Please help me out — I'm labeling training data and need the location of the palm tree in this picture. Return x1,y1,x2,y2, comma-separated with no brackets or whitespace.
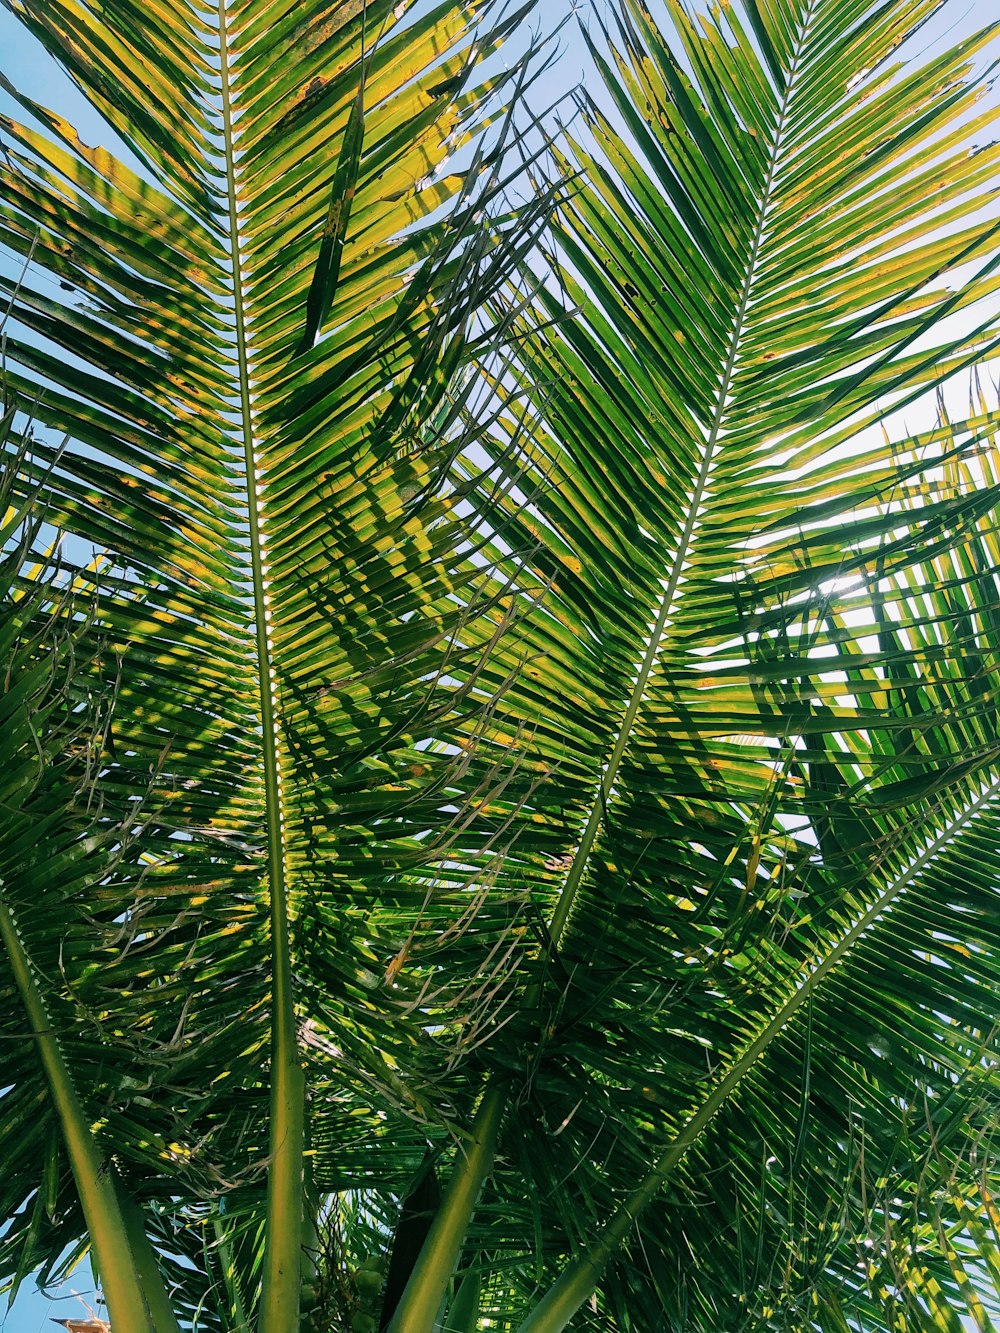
1,0,1000,1330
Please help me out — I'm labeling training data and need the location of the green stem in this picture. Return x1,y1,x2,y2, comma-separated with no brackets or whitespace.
212,1214,251,1333
439,1267,481,1333
0,892,168,1333
514,777,1000,1333
114,1185,184,1333
385,1087,506,1333
215,1,305,1327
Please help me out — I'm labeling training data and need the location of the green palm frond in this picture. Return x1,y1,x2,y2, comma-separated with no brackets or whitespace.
0,0,559,1324
4,0,1000,1330
407,2,1000,1329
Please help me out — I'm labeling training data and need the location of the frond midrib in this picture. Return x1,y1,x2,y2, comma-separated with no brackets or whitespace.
650,771,1000,1187
214,0,291,1006
547,0,823,948
515,770,1000,1333
214,1,301,1323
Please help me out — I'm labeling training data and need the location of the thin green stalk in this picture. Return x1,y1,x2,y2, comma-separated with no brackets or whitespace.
385,1087,506,1333
114,1185,184,1333
514,777,1000,1333
439,1267,482,1333
215,2,305,1327
212,1214,251,1333
0,892,169,1333
392,730,593,1331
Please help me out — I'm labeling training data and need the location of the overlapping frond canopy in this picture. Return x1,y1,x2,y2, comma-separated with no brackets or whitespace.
3,0,1000,1329
0,0,556,1321
419,1,1000,1327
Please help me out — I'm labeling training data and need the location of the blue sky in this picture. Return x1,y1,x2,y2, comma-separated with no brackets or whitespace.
0,0,996,1329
